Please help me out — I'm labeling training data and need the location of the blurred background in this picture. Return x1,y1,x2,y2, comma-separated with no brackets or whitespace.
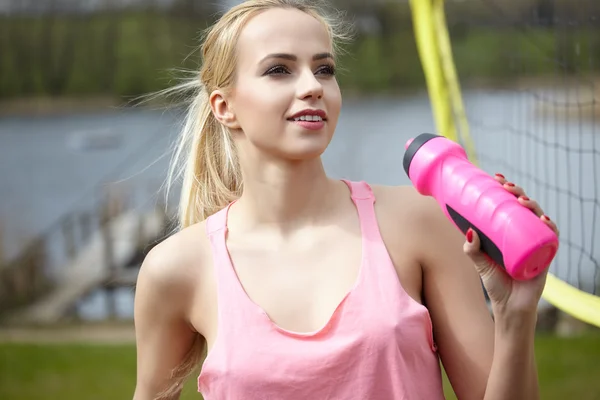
1,0,599,399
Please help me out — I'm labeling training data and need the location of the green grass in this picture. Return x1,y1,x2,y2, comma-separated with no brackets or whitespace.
0,333,599,399
0,342,199,400
442,333,600,400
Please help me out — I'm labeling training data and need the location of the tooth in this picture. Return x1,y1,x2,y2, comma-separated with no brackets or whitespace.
293,115,323,122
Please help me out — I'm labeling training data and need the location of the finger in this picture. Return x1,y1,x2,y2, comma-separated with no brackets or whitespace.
503,181,526,197
541,214,560,237
463,228,496,278
518,196,544,217
494,173,507,185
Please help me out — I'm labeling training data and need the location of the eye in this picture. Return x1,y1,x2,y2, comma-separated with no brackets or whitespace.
264,65,290,76
316,64,336,76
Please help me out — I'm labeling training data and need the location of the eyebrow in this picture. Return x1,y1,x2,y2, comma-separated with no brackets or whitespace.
259,52,334,63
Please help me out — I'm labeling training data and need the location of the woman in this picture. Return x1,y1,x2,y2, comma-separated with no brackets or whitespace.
133,1,559,399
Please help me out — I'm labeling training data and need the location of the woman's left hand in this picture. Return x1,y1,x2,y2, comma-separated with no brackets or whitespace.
462,173,560,317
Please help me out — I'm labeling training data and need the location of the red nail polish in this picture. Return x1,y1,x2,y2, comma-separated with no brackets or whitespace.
543,215,550,221
495,173,505,179
506,182,515,187
520,196,530,201
466,228,473,243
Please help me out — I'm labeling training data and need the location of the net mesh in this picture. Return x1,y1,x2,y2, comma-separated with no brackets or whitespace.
444,0,600,294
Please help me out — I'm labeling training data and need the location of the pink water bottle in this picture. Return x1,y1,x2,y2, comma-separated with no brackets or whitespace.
403,133,559,280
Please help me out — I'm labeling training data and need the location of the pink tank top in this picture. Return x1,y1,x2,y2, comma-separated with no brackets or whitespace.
198,180,445,399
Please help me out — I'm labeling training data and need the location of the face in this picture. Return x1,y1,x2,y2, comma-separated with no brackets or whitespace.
212,7,342,162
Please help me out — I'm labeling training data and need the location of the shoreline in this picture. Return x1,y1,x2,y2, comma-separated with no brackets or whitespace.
1,76,598,118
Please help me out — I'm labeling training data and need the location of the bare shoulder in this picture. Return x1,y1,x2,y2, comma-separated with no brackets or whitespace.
136,220,214,326
369,182,464,277
139,221,211,291
370,183,443,235
371,182,475,268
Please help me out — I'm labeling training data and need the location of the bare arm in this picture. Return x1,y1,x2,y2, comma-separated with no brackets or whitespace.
133,243,203,400
483,312,539,400
415,196,539,400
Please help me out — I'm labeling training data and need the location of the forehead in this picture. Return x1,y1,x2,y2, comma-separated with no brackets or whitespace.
236,8,332,63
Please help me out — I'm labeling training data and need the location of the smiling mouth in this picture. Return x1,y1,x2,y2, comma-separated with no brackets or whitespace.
288,115,326,122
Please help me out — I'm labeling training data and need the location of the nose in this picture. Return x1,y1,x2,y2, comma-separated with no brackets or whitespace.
297,69,324,100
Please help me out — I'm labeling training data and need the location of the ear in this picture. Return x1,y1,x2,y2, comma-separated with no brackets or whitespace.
209,89,241,130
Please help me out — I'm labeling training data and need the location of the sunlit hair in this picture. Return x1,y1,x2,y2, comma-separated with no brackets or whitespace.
146,0,353,397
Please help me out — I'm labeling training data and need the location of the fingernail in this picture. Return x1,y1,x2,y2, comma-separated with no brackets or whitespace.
466,228,473,243
506,182,515,187
543,215,551,221
495,173,505,179
520,196,530,201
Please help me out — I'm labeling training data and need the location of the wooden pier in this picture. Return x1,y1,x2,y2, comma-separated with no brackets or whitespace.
0,184,172,326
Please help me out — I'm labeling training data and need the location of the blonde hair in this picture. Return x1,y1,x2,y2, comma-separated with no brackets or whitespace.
153,0,352,397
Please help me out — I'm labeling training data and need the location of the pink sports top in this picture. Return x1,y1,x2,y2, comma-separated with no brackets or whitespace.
198,180,445,399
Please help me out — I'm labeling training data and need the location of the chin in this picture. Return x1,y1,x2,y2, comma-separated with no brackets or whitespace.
282,136,331,161
287,149,326,161
250,128,334,162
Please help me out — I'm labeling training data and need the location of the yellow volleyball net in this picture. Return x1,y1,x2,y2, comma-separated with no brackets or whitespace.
409,0,600,327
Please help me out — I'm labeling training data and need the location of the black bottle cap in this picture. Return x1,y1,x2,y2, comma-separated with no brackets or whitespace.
403,133,443,177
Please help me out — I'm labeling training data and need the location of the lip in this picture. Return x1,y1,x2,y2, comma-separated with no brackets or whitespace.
287,109,328,121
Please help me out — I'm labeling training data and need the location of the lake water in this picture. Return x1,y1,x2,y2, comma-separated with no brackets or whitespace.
0,88,598,319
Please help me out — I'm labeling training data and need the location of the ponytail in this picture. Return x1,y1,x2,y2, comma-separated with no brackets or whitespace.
164,78,242,229
151,78,242,399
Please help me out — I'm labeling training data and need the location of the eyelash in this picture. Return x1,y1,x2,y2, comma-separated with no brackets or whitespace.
264,64,336,76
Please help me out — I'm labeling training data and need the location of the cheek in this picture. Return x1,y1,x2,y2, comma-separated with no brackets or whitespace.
331,90,342,112
235,86,288,126
232,88,290,148
326,84,342,121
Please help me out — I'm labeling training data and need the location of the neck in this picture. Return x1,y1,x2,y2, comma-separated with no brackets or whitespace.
234,157,342,232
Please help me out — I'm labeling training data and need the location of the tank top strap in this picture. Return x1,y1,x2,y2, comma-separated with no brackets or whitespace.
342,179,374,201
205,202,255,318
341,180,381,243
206,204,230,236
205,203,233,288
